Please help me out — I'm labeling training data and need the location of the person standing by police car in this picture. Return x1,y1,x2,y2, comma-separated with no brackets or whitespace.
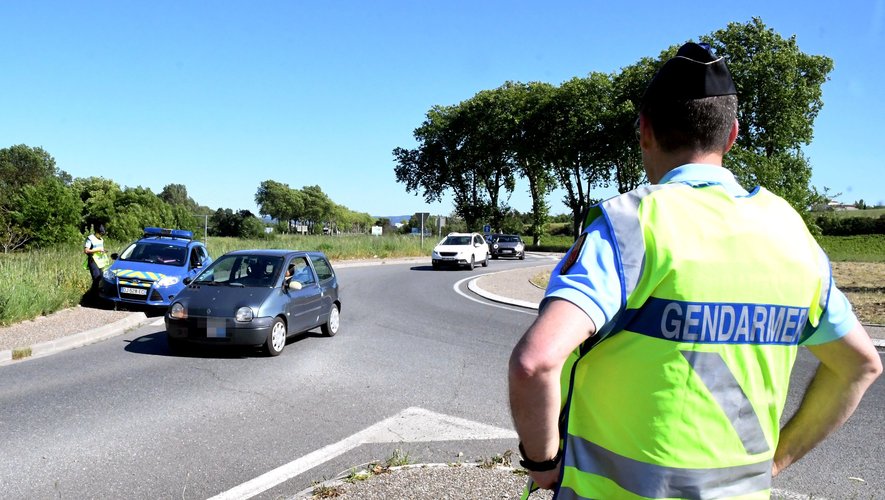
509,42,881,499
84,224,110,301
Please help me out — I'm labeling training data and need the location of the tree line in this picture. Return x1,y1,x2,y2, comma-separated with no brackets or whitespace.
0,145,375,252
393,18,834,244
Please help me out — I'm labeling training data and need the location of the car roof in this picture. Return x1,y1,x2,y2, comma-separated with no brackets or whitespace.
136,236,197,248
222,249,328,259
446,232,480,236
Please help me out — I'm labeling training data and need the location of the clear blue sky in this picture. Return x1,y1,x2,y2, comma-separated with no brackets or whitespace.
2,1,883,219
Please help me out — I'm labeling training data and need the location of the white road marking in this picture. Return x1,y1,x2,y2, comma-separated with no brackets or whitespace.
208,407,516,500
150,318,164,326
453,275,538,316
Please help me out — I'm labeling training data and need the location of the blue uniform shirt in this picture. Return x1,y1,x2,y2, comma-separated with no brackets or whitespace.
544,164,857,345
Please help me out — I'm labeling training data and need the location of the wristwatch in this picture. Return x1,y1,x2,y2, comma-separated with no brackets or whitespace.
518,441,562,472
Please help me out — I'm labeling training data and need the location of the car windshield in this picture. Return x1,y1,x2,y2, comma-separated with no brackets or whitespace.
499,236,521,243
193,254,284,287
118,242,187,266
442,236,472,246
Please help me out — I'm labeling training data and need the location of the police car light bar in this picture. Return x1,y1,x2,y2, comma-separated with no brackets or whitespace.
143,227,194,240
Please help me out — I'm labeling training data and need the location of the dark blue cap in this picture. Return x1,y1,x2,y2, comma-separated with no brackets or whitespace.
642,42,737,106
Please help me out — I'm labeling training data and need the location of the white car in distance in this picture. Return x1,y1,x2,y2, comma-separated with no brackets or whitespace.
431,232,490,270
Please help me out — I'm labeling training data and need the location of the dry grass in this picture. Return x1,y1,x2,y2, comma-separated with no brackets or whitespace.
832,262,885,325
531,262,884,324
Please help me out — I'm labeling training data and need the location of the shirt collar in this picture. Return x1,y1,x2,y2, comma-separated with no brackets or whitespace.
658,163,748,195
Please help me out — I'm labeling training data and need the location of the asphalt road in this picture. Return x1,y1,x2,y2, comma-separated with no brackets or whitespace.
0,255,882,500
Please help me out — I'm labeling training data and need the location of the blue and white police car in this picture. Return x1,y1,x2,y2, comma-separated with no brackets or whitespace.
99,227,212,308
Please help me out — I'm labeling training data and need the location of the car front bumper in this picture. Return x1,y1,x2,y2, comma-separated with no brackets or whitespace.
432,257,472,267
165,316,275,346
491,248,524,258
100,279,183,308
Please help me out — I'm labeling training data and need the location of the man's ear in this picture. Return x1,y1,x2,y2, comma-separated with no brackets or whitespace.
724,119,739,153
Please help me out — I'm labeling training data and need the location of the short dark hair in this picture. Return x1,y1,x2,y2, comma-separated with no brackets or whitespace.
640,95,738,154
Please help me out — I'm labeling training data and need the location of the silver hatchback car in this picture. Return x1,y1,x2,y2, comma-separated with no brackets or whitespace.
164,249,340,356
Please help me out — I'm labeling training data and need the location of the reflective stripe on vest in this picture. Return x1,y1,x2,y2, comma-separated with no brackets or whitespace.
558,183,829,499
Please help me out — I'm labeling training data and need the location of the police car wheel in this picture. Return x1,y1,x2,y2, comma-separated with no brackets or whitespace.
265,318,287,356
321,303,340,337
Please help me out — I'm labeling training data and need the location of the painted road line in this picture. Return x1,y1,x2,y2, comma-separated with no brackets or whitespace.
208,407,517,500
454,275,538,316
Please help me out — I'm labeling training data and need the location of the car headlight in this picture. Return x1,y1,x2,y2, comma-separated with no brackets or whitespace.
493,243,499,249
235,307,254,322
102,269,117,282
169,302,187,319
156,276,180,287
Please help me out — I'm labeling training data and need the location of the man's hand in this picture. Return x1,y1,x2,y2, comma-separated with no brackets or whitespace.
528,464,562,490
773,322,882,474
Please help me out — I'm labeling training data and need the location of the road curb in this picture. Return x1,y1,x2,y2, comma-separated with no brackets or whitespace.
0,312,151,366
468,270,541,310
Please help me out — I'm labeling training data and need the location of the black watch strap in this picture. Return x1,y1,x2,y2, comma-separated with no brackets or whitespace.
518,441,561,472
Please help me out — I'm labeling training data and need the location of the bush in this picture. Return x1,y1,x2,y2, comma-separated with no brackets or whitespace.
816,214,885,236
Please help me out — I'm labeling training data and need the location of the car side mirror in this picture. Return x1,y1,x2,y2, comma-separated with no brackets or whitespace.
288,281,302,291
111,253,119,260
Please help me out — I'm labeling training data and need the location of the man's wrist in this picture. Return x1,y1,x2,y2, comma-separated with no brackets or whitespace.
518,441,561,472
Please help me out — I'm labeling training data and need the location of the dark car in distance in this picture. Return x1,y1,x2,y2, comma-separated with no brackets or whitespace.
164,249,340,356
490,234,526,260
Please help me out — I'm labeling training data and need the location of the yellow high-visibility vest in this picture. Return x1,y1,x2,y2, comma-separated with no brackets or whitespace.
554,183,829,500
84,234,111,270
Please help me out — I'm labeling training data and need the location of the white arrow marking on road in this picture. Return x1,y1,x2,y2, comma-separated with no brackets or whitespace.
208,407,517,500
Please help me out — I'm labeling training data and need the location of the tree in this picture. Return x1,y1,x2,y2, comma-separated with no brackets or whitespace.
72,176,122,233
0,145,69,208
394,104,492,230
255,180,304,232
704,18,833,213
209,208,265,237
0,207,30,253
16,177,83,247
112,186,178,241
300,185,334,232
543,74,619,238
159,183,199,210
459,88,518,230
506,81,559,246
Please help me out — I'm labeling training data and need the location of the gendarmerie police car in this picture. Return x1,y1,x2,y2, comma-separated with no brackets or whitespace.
99,227,212,308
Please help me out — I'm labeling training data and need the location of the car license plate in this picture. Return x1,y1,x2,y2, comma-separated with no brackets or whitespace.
441,257,454,260
502,249,513,253
207,319,227,338
121,287,147,295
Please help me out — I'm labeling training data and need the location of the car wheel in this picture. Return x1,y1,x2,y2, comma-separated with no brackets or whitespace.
432,262,439,270
482,252,489,267
321,303,340,337
264,317,287,356
467,255,475,270
519,252,525,260
492,254,498,260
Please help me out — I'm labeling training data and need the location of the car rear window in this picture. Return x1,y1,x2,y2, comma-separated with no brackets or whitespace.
311,256,334,281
